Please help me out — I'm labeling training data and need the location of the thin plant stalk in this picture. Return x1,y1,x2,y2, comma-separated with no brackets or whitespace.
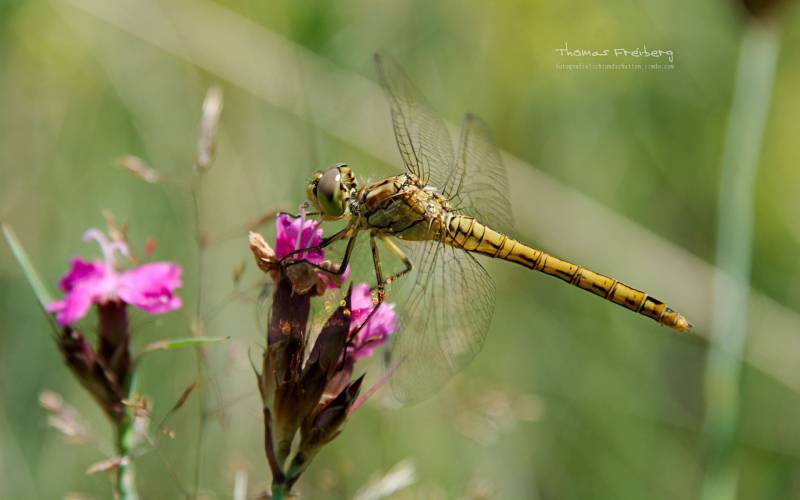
701,20,780,500
271,484,288,500
116,413,139,500
116,369,139,500
190,181,209,499
189,86,223,498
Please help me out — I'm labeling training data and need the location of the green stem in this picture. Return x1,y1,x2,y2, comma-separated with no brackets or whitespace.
701,20,780,500
271,483,288,500
115,414,139,500
115,369,140,500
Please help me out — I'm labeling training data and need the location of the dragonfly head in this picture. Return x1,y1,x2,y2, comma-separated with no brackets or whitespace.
307,163,356,220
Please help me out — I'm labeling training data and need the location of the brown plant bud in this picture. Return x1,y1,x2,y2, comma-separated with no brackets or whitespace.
305,287,352,378
264,274,314,462
295,375,364,463
272,352,306,462
97,300,131,388
292,287,353,430
57,327,125,422
266,276,311,372
320,365,353,406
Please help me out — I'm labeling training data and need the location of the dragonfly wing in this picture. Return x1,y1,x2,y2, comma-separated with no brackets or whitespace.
450,113,515,236
374,55,514,236
374,52,454,189
385,240,495,404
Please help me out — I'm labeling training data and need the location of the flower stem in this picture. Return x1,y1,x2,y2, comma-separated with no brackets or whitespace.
115,414,139,500
271,483,288,500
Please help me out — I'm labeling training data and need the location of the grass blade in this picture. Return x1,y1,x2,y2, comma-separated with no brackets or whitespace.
142,336,230,354
2,223,53,310
701,21,780,500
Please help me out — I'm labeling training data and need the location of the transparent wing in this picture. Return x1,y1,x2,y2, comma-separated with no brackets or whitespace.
385,240,495,404
450,113,515,236
374,55,514,236
374,52,454,188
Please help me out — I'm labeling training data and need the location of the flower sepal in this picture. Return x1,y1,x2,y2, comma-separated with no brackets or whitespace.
285,374,364,487
57,327,127,422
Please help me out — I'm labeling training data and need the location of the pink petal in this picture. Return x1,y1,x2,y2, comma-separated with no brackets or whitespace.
46,300,64,314
121,262,182,290
48,285,98,326
350,303,398,360
350,283,373,308
274,214,324,263
49,263,115,325
117,262,183,315
322,264,350,290
347,283,399,361
57,258,105,292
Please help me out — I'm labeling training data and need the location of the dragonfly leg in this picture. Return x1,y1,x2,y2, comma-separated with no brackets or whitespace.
346,235,413,347
284,231,358,277
277,201,315,218
368,234,413,301
346,291,385,349
369,234,386,301
277,209,321,219
281,226,350,260
379,236,413,286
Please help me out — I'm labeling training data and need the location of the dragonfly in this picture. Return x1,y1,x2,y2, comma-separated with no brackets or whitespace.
288,53,691,402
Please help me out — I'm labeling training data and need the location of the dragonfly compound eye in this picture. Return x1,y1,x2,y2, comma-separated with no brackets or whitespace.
316,166,347,217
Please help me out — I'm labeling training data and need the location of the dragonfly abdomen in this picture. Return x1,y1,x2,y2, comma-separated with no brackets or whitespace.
446,215,691,332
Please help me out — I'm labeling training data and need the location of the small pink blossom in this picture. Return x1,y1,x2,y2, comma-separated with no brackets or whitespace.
48,229,183,326
347,283,398,361
274,211,348,288
274,212,324,263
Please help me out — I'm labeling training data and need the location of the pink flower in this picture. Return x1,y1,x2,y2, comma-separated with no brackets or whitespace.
274,211,348,288
347,283,398,361
274,212,324,263
48,229,183,326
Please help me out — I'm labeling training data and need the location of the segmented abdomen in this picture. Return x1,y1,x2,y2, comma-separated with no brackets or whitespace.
445,215,691,332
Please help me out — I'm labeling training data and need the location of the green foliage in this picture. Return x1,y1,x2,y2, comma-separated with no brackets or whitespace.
140,336,230,355
2,223,53,311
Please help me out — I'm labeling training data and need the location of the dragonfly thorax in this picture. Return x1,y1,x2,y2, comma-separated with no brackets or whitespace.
352,173,455,241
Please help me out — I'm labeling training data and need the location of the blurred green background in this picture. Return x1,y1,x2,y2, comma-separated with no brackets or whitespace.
2,0,800,498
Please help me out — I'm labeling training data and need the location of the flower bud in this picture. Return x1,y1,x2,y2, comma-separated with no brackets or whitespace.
57,327,125,422
293,286,353,424
97,300,130,388
286,375,364,486
264,275,314,462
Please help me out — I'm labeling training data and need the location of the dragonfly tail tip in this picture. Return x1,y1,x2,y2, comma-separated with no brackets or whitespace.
674,315,692,333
